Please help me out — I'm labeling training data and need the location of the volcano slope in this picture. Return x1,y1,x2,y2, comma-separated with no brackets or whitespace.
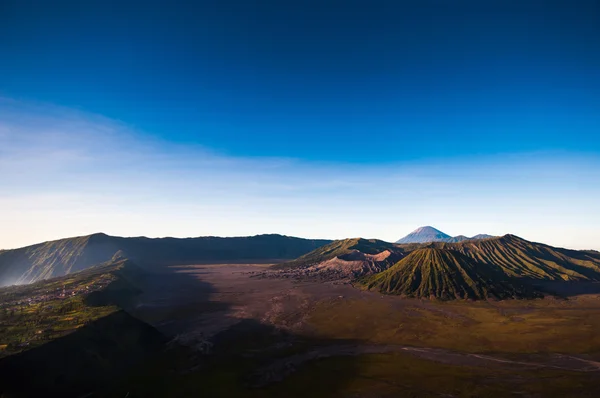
432,234,600,282
358,248,538,300
362,235,600,299
269,238,406,280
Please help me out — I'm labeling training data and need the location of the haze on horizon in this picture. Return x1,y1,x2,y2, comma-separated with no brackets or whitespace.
1,1,599,250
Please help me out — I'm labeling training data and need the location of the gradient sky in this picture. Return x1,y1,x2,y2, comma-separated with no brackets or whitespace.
1,1,600,249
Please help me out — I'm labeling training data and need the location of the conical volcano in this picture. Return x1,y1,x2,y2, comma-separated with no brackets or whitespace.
396,226,451,244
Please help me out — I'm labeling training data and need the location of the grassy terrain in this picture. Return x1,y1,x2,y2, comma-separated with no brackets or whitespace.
0,261,125,357
266,352,600,398
103,303,600,398
306,295,600,354
109,354,600,397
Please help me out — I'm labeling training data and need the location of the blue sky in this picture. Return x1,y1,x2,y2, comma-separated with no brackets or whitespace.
1,1,600,249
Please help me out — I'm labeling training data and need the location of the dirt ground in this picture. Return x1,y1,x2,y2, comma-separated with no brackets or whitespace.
129,264,600,380
132,264,366,338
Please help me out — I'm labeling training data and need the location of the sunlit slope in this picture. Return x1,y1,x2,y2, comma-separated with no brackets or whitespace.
0,258,148,359
359,248,537,300
438,235,600,281
0,234,121,286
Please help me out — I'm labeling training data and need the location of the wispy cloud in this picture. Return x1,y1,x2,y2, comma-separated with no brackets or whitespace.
1,97,599,250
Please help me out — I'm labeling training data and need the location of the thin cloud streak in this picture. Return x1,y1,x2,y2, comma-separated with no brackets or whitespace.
1,98,599,250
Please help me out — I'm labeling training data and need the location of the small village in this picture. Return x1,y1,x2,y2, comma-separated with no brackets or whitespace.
0,273,117,356
0,274,114,312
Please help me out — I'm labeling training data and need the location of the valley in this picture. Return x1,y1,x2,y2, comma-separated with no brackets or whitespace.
4,2,598,396
2,230,600,397
109,263,600,397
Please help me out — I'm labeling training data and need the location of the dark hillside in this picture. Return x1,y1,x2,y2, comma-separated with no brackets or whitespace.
0,234,331,286
0,259,166,397
0,311,165,398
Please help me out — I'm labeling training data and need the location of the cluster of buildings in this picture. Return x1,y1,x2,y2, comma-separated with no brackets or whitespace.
0,275,115,314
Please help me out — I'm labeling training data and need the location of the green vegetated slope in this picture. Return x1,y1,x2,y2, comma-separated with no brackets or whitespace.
359,248,538,300
0,233,332,286
0,258,165,397
272,238,403,270
436,235,600,281
0,258,144,358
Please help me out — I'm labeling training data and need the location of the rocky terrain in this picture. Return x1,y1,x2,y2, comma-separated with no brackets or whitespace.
267,238,405,281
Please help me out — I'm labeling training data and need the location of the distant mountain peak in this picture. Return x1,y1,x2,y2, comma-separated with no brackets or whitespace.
446,235,470,243
471,234,495,240
413,226,442,233
396,226,451,244
396,227,498,244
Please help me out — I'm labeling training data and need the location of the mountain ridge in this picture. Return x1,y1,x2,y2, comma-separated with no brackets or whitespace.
437,234,600,281
0,233,332,286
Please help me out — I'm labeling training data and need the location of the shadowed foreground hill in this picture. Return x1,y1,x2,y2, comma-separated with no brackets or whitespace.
359,248,537,300
0,233,331,286
270,238,405,279
0,259,166,397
